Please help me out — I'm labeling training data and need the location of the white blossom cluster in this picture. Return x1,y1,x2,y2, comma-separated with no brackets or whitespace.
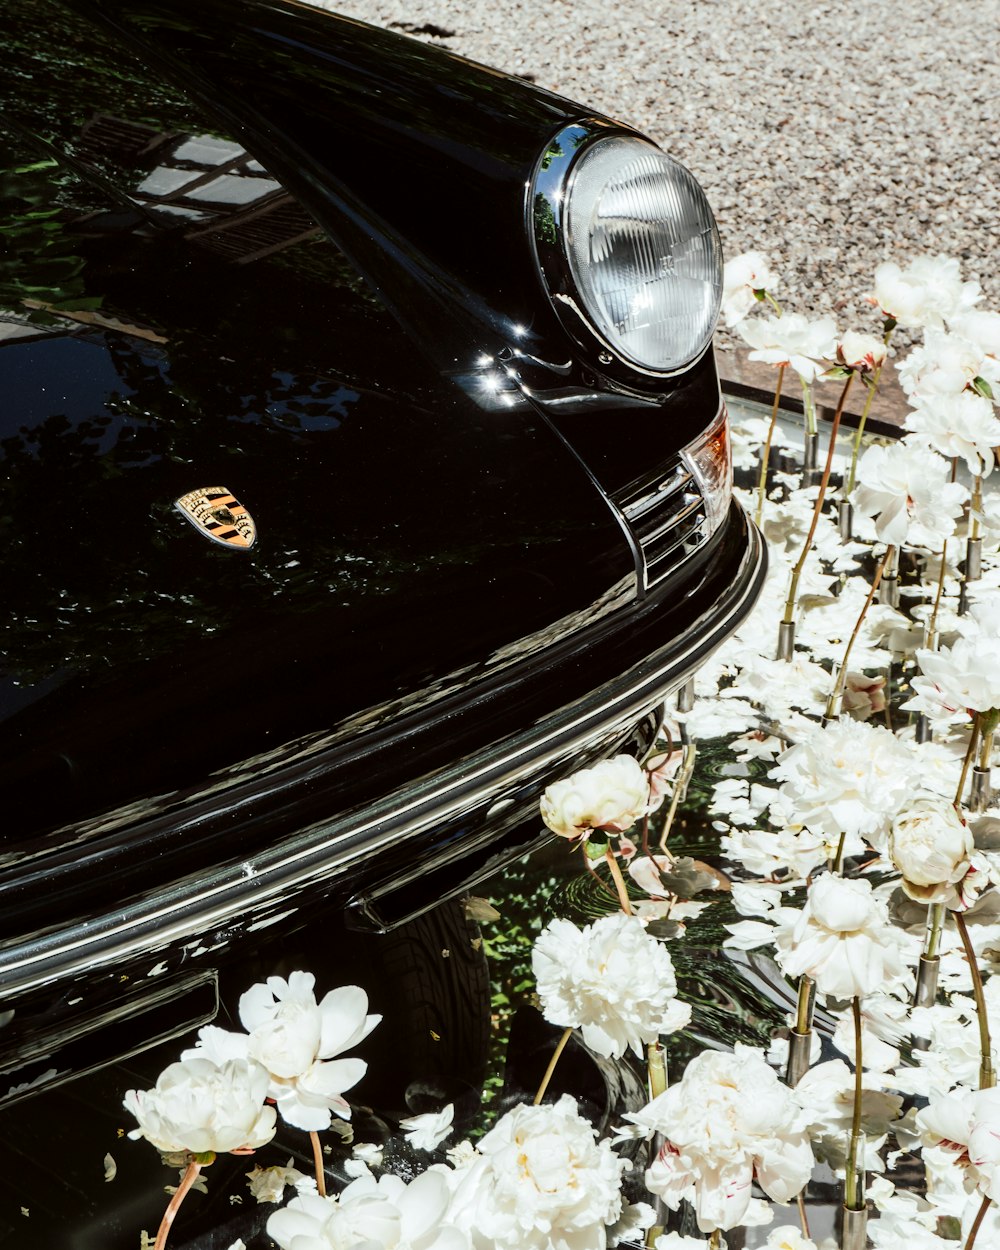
123,252,1000,1250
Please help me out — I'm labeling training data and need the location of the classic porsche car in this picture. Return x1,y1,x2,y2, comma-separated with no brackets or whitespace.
0,0,764,1098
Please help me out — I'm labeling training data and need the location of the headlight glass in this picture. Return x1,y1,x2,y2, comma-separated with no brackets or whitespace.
562,136,722,373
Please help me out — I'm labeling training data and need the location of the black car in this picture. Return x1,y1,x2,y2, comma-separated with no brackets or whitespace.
0,0,764,1103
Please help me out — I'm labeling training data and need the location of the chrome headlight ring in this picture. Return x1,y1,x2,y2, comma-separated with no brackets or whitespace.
528,121,723,381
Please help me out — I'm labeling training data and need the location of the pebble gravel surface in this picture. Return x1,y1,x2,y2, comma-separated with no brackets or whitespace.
313,0,999,360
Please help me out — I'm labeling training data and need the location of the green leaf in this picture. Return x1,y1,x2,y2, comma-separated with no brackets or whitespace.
584,839,609,861
973,376,995,400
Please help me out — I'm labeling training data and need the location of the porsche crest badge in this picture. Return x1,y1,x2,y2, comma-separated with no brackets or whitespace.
174,487,256,549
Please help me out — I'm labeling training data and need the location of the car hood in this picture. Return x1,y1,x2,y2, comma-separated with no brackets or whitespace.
0,198,633,843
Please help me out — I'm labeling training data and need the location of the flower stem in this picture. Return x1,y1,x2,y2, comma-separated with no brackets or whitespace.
801,378,817,436
647,1041,668,1099
926,902,946,960
979,728,994,775
844,328,894,497
965,1194,992,1250
708,1232,721,1250
782,373,854,626
825,544,894,719
797,1193,811,1240
581,842,620,903
310,1130,327,1198
927,540,949,641
154,1161,202,1250
954,911,995,1089
657,742,697,854
755,363,786,526
971,474,983,542
534,1025,574,1105
605,848,633,916
956,714,983,808
844,997,866,1211
796,975,816,1034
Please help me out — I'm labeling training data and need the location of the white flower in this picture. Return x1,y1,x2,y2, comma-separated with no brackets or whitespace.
793,1060,902,1173
399,1104,455,1152
918,1087,1000,1202
246,1158,305,1204
123,1056,276,1155
889,798,976,907
532,913,690,1057
774,875,908,999
268,1168,468,1250
897,330,985,400
184,973,381,1132
870,256,980,330
850,439,967,549
842,672,887,722
770,719,917,848
838,331,888,374
951,309,1000,358
904,391,1000,476
738,312,838,383
764,1227,820,1250
903,635,1000,721
721,251,778,326
447,1094,627,1250
633,1045,813,1233
720,825,826,880
540,755,650,840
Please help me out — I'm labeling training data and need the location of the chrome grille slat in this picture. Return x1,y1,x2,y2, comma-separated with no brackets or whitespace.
615,456,708,591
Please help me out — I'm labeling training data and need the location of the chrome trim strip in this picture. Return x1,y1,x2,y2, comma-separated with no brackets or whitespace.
0,518,764,997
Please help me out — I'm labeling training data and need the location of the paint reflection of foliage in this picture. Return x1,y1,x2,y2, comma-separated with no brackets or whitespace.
0,160,102,319
477,826,786,1129
478,854,565,1124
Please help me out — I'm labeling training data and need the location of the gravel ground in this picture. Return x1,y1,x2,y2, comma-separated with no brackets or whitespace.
310,0,999,417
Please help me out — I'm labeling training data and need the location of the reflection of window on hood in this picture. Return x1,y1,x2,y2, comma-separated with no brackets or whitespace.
74,113,322,264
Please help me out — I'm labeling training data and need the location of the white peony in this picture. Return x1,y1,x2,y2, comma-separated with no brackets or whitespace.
774,875,908,999
870,256,980,330
123,1056,275,1155
838,331,888,374
897,329,985,400
904,391,1000,477
764,1227,820,1250
850,439,968,549
770,719,917,848
889,798,976,907
902,635,1000,722
951,309,1000,359
633,1045,813,1232
738,312,838,383
531,913,690,1058
540,755,650,840
918,1087,1000,1202
184,972,381,1132
793,1060,902,1173
246,1158,305,1204
447,1094,628,1250
721,250,778,327
268,1168,468,1250
399,1104,455,1152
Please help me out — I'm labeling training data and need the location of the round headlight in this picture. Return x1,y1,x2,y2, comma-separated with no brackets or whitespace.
532,127,722,375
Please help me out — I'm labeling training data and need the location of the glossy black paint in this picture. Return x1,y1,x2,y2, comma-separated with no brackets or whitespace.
0,0,764,1027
